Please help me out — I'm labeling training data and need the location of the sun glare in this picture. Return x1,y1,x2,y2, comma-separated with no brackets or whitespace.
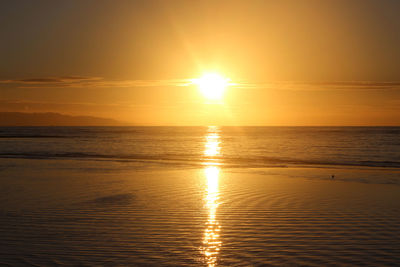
193,73,230,101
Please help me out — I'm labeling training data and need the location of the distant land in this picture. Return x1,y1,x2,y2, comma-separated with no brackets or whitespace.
0,112,123,126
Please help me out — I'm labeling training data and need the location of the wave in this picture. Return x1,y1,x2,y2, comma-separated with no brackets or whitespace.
0,135,66,138
1,152,400,169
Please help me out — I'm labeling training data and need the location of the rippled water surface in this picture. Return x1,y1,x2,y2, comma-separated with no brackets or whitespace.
1,126,400,169
0,126,400,265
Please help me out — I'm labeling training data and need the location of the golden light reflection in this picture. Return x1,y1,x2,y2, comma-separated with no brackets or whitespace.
201,126,222,266
204,133,221,157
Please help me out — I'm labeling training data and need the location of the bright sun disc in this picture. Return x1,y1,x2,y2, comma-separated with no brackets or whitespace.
193,73,230,100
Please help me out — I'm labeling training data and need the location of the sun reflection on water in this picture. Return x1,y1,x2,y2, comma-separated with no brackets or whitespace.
204,133,221,157
201,127,222,266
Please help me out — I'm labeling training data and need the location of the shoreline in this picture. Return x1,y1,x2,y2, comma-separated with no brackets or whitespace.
1,157,399,186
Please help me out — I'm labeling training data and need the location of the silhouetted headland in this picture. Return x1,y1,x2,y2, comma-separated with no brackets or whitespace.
0,112,122,126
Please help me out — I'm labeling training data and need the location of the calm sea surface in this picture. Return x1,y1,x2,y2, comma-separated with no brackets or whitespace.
1,126,400,169
0,126,399,266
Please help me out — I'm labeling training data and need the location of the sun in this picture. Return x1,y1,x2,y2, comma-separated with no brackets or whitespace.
192,73,230,100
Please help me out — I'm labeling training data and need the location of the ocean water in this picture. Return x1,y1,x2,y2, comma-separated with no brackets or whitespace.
1,126,400,169
0,126,400,266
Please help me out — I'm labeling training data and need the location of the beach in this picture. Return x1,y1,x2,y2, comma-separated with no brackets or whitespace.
1,158,399,266
3,1,400,265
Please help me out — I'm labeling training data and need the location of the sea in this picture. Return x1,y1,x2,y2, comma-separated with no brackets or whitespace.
0,126,399,266
1,126,400,169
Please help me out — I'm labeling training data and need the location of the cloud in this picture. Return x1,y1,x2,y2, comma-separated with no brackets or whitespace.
0,76,190,88
237,81,400,91
1,76,400,91
16,76,101,83
0,76,101,84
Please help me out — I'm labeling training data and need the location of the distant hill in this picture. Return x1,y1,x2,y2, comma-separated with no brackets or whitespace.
0,112,122,126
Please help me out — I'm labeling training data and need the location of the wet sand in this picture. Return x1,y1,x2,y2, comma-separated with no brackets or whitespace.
0,159,399,266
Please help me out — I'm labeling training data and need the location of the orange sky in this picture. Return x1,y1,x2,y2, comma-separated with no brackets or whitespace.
1,0,400,125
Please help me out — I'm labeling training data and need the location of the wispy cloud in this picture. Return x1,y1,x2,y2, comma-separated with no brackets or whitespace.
0,99,127,107
1,76,400,91
0,99,190,110
0,76,191,88
237,81,400,91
